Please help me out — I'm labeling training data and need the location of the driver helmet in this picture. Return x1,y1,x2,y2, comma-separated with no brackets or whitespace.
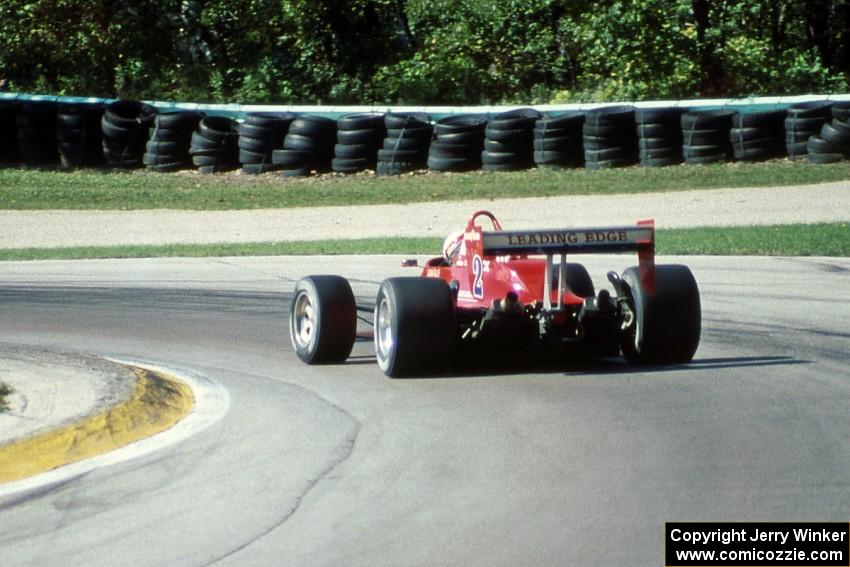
442,230,465,261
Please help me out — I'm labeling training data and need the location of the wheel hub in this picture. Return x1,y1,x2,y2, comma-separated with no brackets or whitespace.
375,297,394,359
292,291,316,348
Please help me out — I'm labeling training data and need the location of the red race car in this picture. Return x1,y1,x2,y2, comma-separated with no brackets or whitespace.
290,210,701,377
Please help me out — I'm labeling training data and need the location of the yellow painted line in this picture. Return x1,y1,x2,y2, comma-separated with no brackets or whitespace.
0,365,193,484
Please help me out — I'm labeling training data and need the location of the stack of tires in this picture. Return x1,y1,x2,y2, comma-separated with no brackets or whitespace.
831,101,850,122
729,110,786,162
377,112,432,176
635,107,683,167
332,112,384,173
583,106,638,169
533,112,584,168
190,116,239,173
482,108,540,172
272,115,337,176
427,114,486,172
0,101,20,163
17,101,59,166
681,110,735,165
785,101,832,161
144,111,203,172
806,102,850,164
101,99,157,169
237,112,295,174
56,103,104,168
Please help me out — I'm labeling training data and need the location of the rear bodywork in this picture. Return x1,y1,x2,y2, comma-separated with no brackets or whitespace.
418,210,654,355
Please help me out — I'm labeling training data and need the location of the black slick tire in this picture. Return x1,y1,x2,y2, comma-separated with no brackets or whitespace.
374,277,456,377
289,275,357,364
619,265,701,364
563,264,594,298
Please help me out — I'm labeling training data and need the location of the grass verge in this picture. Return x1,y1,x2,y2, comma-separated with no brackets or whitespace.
658,223,849,256
1,161,849,210
0,223,846,261
0,238,440,261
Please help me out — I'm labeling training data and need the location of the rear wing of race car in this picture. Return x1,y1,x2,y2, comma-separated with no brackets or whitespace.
479,222,655,256
464,213,656,306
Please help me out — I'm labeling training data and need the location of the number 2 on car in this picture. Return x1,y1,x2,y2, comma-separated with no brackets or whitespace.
472,255,484,299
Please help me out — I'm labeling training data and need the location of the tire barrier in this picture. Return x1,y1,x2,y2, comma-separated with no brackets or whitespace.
144,111,203,173
785,101,832,161
237,112,295,174
729,109,786,162
427,114,486,172
533,111,584,168
18,101,59,166
6,97,850,174
56,102,105,169
101,99,157,169
0,101,19,163
681,110,735,165
377,112,432,176
635,107,683,167
482,108,540,172
806,102,850,164
273,114,337,176
831,101,850,122
583,105,637,169
190,116,239,173
332,112,385,173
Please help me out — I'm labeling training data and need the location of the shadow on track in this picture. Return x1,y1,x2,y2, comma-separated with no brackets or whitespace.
339,353,808,378
559,355,809,377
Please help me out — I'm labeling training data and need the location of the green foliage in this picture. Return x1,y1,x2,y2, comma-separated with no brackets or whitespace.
714,1,849,95
567,0,700,101
0,0,847,103
374,0,576,104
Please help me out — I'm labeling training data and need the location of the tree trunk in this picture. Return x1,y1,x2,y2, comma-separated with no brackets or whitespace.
769,2,787,54
804,0,833,70
691,0,724,96
395,0,415,49
839,0,850,73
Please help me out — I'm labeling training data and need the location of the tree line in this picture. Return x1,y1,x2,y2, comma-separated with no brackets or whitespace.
1,0,847,105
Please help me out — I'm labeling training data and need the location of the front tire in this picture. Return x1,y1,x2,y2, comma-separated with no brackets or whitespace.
289,275,356,364
374,278,457,377
620,265,701,364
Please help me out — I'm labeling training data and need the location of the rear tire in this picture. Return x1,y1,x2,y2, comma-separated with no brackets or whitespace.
374,278,456,377
559,263,594,298
289,276,356,364
620,265,701,364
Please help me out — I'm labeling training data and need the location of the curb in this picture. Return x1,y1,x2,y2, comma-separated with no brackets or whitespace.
0,364,193,484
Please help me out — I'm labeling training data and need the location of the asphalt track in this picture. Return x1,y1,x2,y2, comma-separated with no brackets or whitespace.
1,254,849,566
